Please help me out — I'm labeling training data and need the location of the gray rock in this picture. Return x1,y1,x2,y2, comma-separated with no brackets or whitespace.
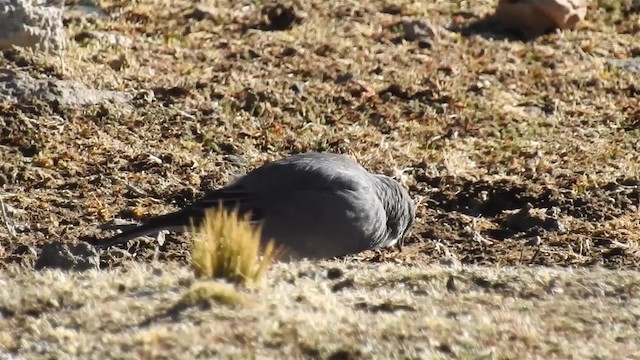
609,58,640,75
0,68,132,107
0,0,66,52
401,19,437,43
34,241,100,271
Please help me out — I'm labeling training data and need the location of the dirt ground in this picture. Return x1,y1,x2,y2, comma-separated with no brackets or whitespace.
1,2,639,267
1,0,640,358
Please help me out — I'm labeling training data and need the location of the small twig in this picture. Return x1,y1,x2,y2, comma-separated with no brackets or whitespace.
126,182,148,197
174,108,197,120
0,198,17,239
0,192,19,199
529,247,541,265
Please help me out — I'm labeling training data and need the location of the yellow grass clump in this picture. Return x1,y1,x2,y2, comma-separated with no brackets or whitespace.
190,206,280,286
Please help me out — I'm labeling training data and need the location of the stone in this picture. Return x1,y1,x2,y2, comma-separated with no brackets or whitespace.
0,68,132,107
387,18,438,48
494,0,587,38
0,0,66,52
34,241,100,271
400,19,438,42
608,58,640,74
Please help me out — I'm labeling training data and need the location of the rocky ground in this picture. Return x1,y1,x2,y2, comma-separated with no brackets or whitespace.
0,0,639,357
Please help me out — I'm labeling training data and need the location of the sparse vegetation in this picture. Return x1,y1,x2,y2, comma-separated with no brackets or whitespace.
178,280,246,308
2,262,640,358
0,0,639,357
190,206,279,286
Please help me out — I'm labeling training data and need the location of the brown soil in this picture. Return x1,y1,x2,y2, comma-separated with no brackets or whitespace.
1,0,639,270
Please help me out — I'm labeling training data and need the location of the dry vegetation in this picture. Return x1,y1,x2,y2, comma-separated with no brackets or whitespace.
0,0,639,357
190,207,279,286
2,262,640,358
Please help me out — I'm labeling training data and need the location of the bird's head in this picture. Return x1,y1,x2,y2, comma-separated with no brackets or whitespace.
372,174,416,249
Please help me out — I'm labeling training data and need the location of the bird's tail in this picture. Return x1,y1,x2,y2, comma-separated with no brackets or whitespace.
94,209,202,248
94,186,257,248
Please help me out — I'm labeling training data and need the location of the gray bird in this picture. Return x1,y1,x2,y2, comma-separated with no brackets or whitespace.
96,152,415,260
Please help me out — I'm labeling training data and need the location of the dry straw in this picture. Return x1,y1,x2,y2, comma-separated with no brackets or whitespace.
190,206,280,286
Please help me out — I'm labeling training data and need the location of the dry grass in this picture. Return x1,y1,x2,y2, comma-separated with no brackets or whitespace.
1,261,640,358
178,280,246,308
190,207,279,286
0,0,639,356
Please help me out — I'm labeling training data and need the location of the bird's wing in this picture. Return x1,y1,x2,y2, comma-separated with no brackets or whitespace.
94,153,372,249
189,185,265,222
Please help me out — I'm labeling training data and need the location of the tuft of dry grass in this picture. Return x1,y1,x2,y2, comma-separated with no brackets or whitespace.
190,206,279,286
178,281,246,308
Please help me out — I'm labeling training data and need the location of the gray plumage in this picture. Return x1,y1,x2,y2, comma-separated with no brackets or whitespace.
96,152,415,260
